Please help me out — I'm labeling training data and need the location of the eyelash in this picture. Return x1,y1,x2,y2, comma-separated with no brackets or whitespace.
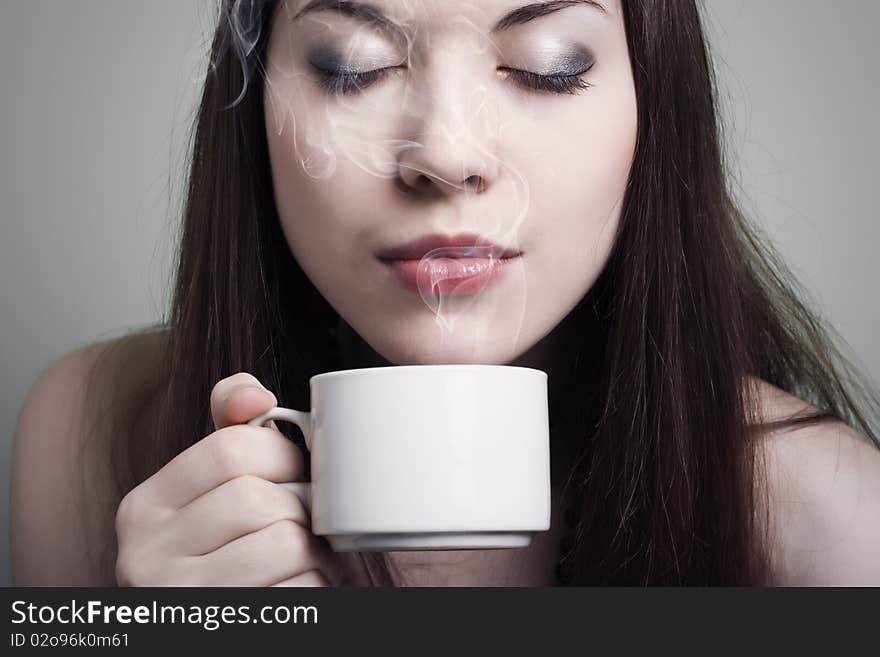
312,66,593,96
504,68,593,95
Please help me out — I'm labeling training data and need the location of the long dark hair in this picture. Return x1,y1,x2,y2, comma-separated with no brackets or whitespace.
81,0,880,585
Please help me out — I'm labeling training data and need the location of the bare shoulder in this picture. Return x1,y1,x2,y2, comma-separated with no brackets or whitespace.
748,376,880,585
10,328,169,585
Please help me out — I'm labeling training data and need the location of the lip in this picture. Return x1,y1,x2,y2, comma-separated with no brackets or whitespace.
377,232,522,261
383,255,520,296
378,232,522,297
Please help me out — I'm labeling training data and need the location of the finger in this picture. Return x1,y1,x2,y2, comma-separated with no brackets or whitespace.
271,570,331,587
137,425,305,509
171,476,310,556
192,519,342,587
210,372,278,430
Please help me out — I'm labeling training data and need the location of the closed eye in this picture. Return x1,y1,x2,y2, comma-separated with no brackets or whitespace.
500,67,593,95
311,65,593,96
311,65,398,95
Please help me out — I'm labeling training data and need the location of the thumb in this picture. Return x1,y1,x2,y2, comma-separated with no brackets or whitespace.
210,372,278,431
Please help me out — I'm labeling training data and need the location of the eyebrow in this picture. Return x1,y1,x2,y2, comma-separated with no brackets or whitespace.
291,0,608,34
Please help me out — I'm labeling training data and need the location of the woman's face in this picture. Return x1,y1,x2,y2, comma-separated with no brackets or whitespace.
263,0,636,365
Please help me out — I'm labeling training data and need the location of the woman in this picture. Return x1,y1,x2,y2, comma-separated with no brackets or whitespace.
11,0,880,586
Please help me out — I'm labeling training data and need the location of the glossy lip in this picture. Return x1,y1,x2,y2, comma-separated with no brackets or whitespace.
380,253,522,296
377,232,522,261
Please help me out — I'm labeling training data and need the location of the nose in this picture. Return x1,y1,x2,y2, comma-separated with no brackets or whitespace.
396,71,500,198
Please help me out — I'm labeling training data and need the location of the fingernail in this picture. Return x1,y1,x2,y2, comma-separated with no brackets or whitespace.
222,384,265,403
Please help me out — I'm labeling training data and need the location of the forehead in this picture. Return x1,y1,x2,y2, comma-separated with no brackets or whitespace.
283,0,613,33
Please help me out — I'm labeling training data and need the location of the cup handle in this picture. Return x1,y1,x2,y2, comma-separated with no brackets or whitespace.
247,407,313,515
247,406,313,451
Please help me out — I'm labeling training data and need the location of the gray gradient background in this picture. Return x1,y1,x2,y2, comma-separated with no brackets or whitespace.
1,1,877,585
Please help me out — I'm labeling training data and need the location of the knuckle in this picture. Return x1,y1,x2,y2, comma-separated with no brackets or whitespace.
207,428,251,477
115,490,142,530
288,492,310,526
272,519,311,555
231,473,271,509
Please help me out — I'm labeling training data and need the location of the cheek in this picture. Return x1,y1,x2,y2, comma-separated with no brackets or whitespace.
521,85,636,237
264,83,379,258
264,65,402,184
264,78,343,204
265,72,405,194
507,86,636,295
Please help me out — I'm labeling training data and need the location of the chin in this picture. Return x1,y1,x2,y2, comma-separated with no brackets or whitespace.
344,304,533,367
375,334,525,367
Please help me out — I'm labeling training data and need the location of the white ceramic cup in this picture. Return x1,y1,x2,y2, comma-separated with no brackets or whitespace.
246,364,551,552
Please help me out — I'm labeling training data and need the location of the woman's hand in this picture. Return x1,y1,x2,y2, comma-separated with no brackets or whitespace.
114,372,345,587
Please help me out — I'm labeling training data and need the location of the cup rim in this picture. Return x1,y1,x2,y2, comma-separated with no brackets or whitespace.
310,363,547,384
